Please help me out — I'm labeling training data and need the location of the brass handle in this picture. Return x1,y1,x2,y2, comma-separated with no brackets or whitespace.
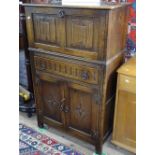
59,98,66,111
59,98,69,113
81,71,89,80
59,103,64,111
63,106,69,113
58,10,65,18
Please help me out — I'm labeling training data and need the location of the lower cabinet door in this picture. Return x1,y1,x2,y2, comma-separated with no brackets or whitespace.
65,83,100,140
113,90,136,152
35,73,66,127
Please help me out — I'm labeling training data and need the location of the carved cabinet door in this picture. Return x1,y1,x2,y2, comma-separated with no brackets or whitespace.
35,73,66,127
65,83,100,140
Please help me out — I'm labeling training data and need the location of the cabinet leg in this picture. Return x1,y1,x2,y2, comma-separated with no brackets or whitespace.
38,121,44,128
37,112,44,128
95,142,103,155
37,115,44,128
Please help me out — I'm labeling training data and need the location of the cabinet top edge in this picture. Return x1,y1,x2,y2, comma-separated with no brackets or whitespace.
117,56,136,77
21,2,131,10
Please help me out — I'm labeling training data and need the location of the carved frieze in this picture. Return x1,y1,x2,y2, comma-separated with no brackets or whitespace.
34,56,98,84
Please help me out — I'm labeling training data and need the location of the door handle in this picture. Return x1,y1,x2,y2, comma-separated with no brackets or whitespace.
63,106,69,113
59,98,66,111
59,98,69,113
58,10,65,18
59,102,64,111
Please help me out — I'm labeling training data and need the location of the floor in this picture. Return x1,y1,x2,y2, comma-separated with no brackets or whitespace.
19,112,135,155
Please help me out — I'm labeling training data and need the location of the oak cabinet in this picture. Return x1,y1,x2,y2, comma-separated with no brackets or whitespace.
23,1,130,153
112,57,136,153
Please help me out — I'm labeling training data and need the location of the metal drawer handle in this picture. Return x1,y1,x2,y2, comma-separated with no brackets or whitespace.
58,10,65,18
81,71,89,80
40,63,46,70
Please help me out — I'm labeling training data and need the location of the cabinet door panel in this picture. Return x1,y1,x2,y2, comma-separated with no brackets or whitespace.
114,90,136,148
65,16,100,60
66,84,99,138
35,74,65,125
69,89,91,133
41,80,62,122
25,7,65,48
33,14,62,46
66,16,98,52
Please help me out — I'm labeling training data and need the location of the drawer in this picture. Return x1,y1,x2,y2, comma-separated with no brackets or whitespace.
25,6,107,60
119,74,136,93
34,56,99,85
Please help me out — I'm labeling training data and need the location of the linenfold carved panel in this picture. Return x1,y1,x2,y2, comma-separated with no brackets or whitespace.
32,14,62,45
66,16,99,52
34,56,98,84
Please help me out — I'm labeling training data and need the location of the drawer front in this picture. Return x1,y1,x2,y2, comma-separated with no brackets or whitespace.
25,7,107,60
34,56,99,85
119,74,136,93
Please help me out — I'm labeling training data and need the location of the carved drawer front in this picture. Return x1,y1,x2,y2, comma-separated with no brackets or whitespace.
34,56,99,85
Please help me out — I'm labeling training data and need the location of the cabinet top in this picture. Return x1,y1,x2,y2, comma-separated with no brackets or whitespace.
117,56,136,77
22,0,131,10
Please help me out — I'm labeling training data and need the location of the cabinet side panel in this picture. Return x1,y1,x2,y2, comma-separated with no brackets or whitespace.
102,53,124,137
106,6,129,60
